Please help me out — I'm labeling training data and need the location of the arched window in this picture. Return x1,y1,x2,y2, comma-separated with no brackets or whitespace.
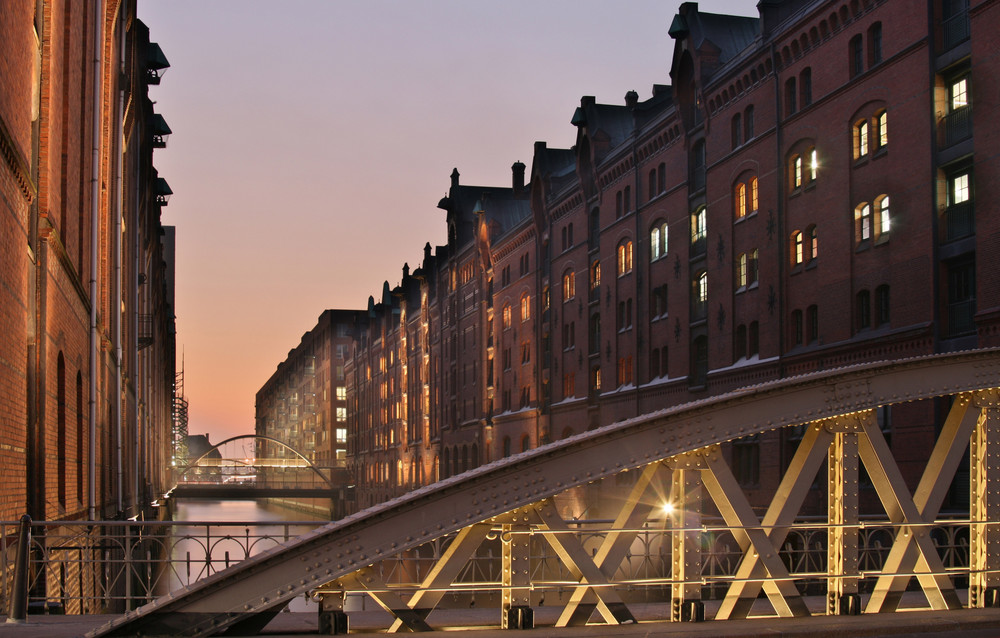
57,352,66,509
875,194,890,238
521,435,531,453
807,304,819,342
520,292,530,322
617,240,633,275
791,231,804,265
562,269,576,300
744,105,755,141
876,110,888,149
735,182,747,218
650,221,668,261
749,176,758,213
876,284,890,325
502,304,512,329
736,253,748,289
790,154,803,189
808,225,818,260
690,207,707,255
855,202,872,242
855,119,869,159
856,289,872,330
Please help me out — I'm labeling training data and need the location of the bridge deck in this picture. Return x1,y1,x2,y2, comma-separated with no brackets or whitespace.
170,484,335,499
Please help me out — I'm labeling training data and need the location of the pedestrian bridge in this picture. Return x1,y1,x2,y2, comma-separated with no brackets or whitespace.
90,349,1000,636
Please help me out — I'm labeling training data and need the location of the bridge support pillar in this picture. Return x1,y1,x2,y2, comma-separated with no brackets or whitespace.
670,465,703,622
827,418,860,615
501,517,533,629
971,392,1000,608
318,592,349,635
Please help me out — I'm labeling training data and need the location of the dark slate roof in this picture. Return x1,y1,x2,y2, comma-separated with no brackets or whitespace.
675,9,759,66
476,195,531,238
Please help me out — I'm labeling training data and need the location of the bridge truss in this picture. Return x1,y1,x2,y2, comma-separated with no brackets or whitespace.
91,350,1000,636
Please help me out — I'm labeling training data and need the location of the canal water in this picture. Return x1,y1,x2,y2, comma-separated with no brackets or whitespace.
167,499,328,612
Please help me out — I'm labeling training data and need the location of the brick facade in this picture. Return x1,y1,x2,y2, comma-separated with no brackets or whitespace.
0,0,177,524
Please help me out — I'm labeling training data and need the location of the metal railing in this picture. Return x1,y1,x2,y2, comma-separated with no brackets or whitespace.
0,515,975,614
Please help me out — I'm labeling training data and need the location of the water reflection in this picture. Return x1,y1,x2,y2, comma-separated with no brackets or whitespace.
168,499,326,612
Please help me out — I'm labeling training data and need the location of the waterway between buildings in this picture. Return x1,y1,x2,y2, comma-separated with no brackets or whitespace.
166,498,328,612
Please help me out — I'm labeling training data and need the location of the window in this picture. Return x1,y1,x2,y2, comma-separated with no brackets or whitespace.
792,309,804,346
337,407,347,422
800,67,812,107
617,298,633,331
691,140,706,192
850,34,864,76
520,293,530,322
521,341,531,364
855,119,869,159
650,221,668,261
855,203,872,242
692,270,708,320
791,231,804,265
336,386,346,401
658,163,666,193
808,225,818,261
749,177,758,213
732,113,743,149
617,240,633,275
785,77,797,116
868,22,883,66
807,304,819,342
502,304,512,329
875,194,890,238
876,110,888,150
589,312,601,354
875,285,890,325
748,321,759,356
744,105,755,141
617,356,634,387
856,289,871,331
946,258,975,336
735,182,747,219
591,365,602,394
791,155,803,189
809,147,818,181
951,77,969,111
563,372,575,399
690,207,707,253
649,169,657,200
748,249,759,285
736,253,748,289
735,325,747,360
562,321,575,350
562,269,576,300
616,191,623,218
952,172,970,204
652,283,668,318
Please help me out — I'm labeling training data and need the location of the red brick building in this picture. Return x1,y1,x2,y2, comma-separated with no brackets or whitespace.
0,0,177,528
255,309,362,517
342,0,997,514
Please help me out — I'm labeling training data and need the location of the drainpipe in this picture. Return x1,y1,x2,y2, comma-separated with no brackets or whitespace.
112,6,127,515
88,0,106,522
772,43,787,380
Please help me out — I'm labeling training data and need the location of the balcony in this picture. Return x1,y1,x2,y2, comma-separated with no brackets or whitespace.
945,201,974,241
941,10,970,51
138,314,154,350
940,107,972,148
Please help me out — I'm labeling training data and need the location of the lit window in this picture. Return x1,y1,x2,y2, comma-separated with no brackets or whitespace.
877,111,888,148
856,203,872,241
857,120,869,158
562,270,576,300
697,271,708,303
520,293,530,322
336,407,347,422
691,208,707,243
809,226,818,259
792,231,804,265
809,147,818,180
877,195,890,236
951,78,968,110
750,177,758,213
502,304,512,329
952,173,969,204
737,253,748,288
336,387,346,401
617,240,633,275
749,249,759,284
651,226,661,260
791,155,802,189
590,260,601,290
736,182,747,218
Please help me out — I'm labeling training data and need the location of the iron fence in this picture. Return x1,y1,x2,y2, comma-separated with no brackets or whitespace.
0,516,974,614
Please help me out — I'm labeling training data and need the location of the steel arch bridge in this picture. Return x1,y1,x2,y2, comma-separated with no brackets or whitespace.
176,434,338,490
92,349,1000,636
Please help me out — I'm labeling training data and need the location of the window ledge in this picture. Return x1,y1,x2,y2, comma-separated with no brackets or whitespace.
874,235,890,247
805,259,818,271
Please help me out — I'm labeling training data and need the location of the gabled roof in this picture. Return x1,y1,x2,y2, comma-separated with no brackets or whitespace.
670,4,759,67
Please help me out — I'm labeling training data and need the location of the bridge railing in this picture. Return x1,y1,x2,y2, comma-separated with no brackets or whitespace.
0,518,324,615
0,515,976,615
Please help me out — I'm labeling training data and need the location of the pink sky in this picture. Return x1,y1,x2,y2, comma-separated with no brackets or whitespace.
138,0,751,443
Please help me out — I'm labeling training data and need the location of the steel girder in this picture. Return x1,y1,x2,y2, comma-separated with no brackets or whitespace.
88,349,1000,637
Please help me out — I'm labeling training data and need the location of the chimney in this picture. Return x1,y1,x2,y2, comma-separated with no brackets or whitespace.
512,161,526,196
625,90,639,108
450,167,460,189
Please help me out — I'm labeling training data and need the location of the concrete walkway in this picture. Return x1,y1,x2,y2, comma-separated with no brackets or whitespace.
4,602,1000,638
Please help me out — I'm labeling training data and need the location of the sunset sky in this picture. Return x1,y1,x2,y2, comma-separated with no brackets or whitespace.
137,0,750,443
